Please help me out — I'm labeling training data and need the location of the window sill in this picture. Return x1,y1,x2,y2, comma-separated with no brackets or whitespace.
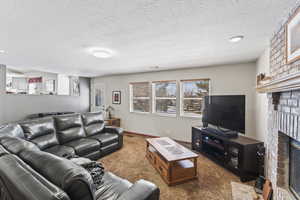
130,111,150,115
153,113,177,118
180,114,202,119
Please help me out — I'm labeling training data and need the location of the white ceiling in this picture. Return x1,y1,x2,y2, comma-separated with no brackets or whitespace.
0,0,297,77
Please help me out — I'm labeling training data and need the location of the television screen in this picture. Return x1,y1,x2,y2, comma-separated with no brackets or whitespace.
202,95,245,133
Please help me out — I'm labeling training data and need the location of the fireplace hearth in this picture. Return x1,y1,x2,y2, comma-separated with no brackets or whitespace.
290,139,300,200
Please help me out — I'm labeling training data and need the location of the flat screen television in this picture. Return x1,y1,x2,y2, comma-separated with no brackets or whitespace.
202,95,245,133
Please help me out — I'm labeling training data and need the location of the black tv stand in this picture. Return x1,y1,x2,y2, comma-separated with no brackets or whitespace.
202,127,238,138
192,126,264,182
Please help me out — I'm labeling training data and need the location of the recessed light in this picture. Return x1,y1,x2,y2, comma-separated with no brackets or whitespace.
88,47,114,58
0,50,5,54
229,35,244,43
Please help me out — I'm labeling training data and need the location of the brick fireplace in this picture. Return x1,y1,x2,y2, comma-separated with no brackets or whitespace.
267,91,300,200
257,2,300,200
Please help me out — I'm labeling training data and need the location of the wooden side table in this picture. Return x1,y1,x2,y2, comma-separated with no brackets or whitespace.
104,118,121,127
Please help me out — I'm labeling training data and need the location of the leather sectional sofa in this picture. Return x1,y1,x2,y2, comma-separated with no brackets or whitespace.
0,112,159,200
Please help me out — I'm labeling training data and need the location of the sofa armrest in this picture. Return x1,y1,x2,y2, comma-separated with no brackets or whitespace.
104,126,123,135
117,180,159,200
0,154,70,200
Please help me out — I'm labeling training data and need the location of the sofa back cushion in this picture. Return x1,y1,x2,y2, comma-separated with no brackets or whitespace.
0,124,25,139
54,114,86,144
0,136,40,155
82,112,105,136
20,117,59,150
19,150,95,200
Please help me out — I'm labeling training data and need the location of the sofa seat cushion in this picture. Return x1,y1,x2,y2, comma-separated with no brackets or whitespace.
44,145,76,158
96,172,132,200
89,133,118,147
64,138,100,156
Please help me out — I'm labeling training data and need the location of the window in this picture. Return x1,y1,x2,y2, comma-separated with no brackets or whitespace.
180,79,210,117
152,81,177,116
57,74,70,95
130,82,150,113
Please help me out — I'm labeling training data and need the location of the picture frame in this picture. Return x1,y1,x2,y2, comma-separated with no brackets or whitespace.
70,76,80,96
286,7,300,64
112,91,121,104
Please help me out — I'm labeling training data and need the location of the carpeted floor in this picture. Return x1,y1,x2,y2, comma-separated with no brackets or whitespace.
99,135,248,200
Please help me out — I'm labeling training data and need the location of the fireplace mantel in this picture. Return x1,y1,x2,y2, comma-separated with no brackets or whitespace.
257,72,300,93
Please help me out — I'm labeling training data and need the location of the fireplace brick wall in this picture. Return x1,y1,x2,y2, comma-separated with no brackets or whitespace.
270,3,300,80
267,92,297,200
267,1,300,199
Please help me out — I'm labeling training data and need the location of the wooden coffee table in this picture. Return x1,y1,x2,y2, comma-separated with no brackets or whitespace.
146,137,198,185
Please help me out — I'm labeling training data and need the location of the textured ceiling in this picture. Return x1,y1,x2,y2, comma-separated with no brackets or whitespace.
0,0,297,77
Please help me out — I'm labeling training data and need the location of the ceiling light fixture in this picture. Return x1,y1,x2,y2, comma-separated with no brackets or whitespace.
150,66,159,69
229,35,244,43
88,47,114,58
0,49,5,54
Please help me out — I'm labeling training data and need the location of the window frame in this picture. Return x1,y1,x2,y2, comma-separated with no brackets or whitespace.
129,82,151,114
180,79,210,118
152,80,177,117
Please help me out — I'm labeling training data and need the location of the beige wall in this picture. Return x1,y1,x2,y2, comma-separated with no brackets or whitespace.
92,62,257,142
255,48,270,143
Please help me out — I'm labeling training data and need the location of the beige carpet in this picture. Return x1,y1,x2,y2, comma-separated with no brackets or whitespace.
99,135,247,200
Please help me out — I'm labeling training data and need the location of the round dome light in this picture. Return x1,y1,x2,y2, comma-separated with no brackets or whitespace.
88,47,114,58
229,35,244,43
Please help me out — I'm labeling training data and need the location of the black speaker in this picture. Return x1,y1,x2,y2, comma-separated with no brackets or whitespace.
257,144,265,176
